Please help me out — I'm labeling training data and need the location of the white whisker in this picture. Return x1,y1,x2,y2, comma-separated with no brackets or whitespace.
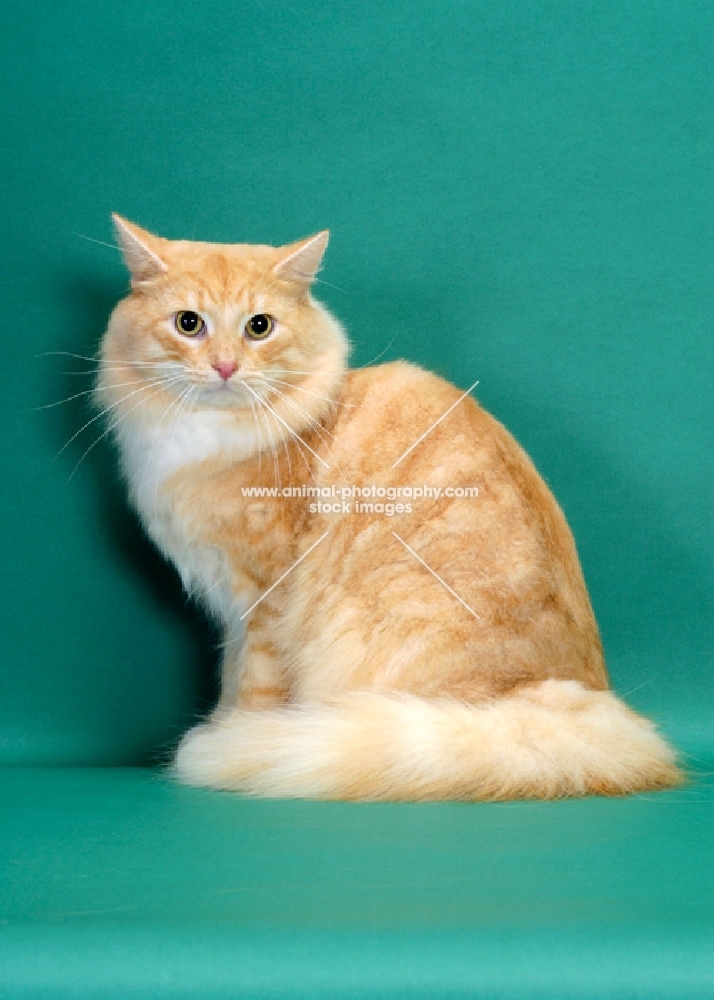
37,351,102,363
247,394,262,476
252,389,281,490
67,378,185,482
260,369,333,376
259,375,355,408
277,396,295,486
59,364,184,378
73,233,120,251
34,376,174,411
241,380,330,471
255,378,335,451
313,277,349,294
256,384,300,486
254,384,317,484
356,334,397,369
264,392,317,484
54,376,184,462
38,352,182,372
253,384,316,482
262,394,284,492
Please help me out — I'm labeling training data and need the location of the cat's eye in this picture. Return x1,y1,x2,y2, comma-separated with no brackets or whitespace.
175,311,205,337
245,314,274,340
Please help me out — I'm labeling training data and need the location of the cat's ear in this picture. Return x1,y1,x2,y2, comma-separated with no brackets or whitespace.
273,230,329,287
112,214,168,285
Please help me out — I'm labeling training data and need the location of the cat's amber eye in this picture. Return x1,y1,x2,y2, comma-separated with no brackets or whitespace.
245,314,274,340
175,311,205,337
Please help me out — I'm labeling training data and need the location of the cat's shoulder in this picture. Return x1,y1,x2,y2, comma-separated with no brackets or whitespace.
337,360,525,461
342,360,468,405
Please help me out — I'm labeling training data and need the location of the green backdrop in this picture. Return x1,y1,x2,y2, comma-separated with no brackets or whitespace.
1,2,711,997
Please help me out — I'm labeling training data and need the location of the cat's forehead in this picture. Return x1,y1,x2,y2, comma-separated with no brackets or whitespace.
158,241,285,307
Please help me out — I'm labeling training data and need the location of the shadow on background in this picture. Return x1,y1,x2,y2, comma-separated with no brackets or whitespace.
39,267,220,761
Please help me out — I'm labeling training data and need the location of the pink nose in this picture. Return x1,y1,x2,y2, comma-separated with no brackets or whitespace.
212,361,238,381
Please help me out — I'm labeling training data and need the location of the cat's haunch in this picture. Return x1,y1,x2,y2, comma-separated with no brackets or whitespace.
95,217,682,800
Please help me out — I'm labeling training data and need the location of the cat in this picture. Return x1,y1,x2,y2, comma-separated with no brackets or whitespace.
96,214,682,800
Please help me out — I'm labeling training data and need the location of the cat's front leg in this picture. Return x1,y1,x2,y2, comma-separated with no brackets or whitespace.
217,602,288,712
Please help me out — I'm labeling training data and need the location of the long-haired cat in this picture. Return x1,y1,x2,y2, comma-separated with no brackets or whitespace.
96,215,681,800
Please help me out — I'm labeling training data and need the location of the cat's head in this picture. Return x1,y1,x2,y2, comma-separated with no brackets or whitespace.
99,216,349,432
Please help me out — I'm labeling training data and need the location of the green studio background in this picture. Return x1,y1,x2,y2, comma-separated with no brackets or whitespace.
0,2,712,998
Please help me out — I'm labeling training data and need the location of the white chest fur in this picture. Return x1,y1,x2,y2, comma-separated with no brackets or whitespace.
115,408,259,623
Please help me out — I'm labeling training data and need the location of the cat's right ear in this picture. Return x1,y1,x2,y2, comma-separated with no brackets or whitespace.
272,231,330,287
112,214,168,286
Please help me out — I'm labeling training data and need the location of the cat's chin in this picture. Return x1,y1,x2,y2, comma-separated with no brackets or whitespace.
195,383,252,411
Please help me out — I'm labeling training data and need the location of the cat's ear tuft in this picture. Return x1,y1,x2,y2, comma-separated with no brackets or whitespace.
112,214,168,285
273,230,330,286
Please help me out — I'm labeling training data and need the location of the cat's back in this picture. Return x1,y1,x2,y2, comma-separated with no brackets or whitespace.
309,360,608,695
334,360,549,494
335,360,592,591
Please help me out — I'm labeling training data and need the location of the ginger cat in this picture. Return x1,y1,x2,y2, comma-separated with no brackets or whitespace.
97,215,682,800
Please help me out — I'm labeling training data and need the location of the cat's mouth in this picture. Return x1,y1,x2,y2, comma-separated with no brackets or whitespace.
198,380,252,409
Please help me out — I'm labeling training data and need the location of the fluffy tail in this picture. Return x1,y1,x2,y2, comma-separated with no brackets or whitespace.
173,679,682,800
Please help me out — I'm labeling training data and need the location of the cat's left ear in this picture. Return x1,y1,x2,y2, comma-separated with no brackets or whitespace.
273,231,329,287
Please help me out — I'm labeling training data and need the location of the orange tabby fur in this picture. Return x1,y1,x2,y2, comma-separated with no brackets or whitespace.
97,216,682,800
